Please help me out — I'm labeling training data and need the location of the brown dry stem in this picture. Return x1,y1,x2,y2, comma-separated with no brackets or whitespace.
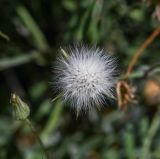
117,26,160,109
126,26,160,77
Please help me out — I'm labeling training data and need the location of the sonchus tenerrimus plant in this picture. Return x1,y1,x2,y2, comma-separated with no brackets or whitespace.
53,45,118,115
10,93,49,159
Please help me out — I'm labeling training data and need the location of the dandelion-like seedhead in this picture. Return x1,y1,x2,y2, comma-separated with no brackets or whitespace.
53,45,118,114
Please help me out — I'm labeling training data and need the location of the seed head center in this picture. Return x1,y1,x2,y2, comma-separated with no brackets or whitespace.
74,70,98,92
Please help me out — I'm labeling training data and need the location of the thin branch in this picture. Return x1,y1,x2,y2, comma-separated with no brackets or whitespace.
126,27,160,77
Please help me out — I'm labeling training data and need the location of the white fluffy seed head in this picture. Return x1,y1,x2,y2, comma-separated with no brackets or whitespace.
53,45,118,114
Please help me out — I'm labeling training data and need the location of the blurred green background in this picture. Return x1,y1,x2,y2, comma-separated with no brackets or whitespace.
0,0,160,159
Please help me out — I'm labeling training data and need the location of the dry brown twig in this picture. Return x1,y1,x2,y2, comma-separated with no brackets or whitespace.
117,26,160,109
126,26,160,77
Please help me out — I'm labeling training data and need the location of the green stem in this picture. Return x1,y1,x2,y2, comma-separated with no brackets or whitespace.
141,110,160,159
25,119,49,159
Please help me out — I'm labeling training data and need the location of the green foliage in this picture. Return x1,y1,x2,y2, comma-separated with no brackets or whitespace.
0,0,160,159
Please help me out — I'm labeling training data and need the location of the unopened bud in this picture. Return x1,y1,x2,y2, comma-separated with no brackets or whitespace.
10,93,30,120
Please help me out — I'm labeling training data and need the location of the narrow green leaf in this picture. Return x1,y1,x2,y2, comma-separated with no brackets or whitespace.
16,6,48,51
